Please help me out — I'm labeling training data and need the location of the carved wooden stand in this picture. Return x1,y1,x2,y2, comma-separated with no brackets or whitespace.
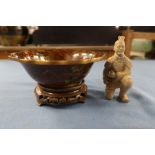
34,81,87,106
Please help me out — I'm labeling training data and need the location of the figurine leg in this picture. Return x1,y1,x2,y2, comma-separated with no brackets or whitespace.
105,85,115,100
118,75,133,103
118,88,129,103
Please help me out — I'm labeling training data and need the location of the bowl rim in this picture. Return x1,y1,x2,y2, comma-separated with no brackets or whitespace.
8,53,105,65
8,47,107,65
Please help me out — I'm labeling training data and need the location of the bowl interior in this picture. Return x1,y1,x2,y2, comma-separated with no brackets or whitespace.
9,47,105,65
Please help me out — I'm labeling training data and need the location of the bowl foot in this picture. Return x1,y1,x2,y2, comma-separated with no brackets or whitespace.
34,82,87,106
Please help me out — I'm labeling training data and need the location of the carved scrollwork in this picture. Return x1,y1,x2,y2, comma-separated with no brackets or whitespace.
35,82,87,106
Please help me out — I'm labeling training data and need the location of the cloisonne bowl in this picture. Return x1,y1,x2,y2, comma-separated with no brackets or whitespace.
9,46,106,106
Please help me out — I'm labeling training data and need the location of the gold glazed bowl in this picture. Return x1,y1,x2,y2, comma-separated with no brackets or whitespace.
9,46,106,106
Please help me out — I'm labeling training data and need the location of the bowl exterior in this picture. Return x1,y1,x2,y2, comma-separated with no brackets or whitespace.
22,63,93,88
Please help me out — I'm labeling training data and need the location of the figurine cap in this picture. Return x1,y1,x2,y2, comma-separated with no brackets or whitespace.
118,36,125,41
115,36,125,46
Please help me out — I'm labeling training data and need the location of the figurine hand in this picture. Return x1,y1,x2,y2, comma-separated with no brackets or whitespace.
116,72,126,80
108,70,116,78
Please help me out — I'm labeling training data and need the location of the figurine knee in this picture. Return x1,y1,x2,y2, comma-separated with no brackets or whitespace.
120,75,133,89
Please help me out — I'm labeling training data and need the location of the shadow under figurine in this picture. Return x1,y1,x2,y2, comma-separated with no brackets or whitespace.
103,36,133,103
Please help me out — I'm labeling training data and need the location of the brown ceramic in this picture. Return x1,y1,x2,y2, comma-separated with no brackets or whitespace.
9,46,106,106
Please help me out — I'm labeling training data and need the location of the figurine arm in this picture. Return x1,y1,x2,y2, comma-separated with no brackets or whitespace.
103,61,116,84
116,62,132,80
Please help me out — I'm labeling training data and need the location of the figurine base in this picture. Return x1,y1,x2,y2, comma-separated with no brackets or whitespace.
34,82,87,106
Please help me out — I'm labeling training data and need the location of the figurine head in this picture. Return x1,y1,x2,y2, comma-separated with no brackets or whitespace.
114,36,125,57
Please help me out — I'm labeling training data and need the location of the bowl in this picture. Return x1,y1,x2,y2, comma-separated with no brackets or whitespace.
9,46,106,106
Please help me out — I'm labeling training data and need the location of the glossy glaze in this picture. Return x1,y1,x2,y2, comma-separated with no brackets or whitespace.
22,63,93,88
9,48,105,87
9,47,106,65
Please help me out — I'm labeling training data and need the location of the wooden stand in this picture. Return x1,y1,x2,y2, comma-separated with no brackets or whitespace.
34,81,87,106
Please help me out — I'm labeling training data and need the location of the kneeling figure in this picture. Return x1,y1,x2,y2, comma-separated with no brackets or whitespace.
103,36,133,102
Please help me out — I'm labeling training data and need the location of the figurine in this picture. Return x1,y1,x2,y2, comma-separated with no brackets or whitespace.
103,36,133,102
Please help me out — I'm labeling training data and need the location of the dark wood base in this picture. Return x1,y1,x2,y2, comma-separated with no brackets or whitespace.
34,82,87,106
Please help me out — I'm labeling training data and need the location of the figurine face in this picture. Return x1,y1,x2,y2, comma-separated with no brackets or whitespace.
114,42,125,57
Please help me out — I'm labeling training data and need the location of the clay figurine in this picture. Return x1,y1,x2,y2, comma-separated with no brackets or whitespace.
103,36,133,102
